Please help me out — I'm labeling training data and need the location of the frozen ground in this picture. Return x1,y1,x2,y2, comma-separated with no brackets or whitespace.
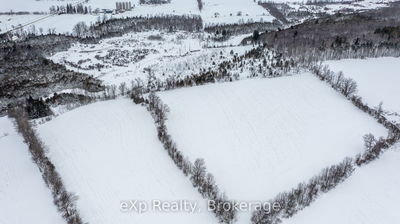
0,117,64,224
325,57,400,123
50,31,251,86
283,144,400,224
37,98,215,224
158,73,387,220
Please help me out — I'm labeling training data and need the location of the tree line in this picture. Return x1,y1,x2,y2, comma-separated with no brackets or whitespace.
49,4,91,15
8,107,84,224
309,63,400,165
135,92,237,223
252,157,354,224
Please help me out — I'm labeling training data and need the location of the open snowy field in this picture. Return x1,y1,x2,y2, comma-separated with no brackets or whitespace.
37,99,215,224
325,57,400,112
50,31,251,86
158,73,387,202
0,117,64,224
283,145,400,224
325,57,400,123
200,0,274,25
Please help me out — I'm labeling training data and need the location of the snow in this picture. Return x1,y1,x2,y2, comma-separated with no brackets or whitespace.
325,57,400,113
37,98,215,224
158,73,387,220
283,145,400,224
0,117,64,224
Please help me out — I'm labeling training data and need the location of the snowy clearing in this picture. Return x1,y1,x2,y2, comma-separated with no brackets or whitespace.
325,57,400,123
37,98,215,224
283,145,400,224
50,31,251,86
158,73,387,202
0,117,64,224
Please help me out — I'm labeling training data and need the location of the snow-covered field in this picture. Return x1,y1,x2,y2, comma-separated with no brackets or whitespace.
158,73,387,202
37,99,215,224
325,57,400,123
0,14,102,35
50,31,251,86
0,0,274,35
0,117,64,224
201,0,274,25
283,144,400,224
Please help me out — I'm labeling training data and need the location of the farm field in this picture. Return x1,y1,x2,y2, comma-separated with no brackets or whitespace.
158,73,387,202
325,57,400,114
37,98,215,224
283,145,400,224
0,117,64,224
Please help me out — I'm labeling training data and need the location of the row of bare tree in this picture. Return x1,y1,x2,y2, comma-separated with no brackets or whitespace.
252,158,354,224
8,108,84,224
138,92,237,223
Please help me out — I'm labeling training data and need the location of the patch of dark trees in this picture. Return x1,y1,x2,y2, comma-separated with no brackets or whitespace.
25,96,53,119
88,15,203,39
252,158,354,224
243,4,400,60
0,43,104,113
49,3,91,15
135,92,237,223
205,22,280,41
8,107,84,224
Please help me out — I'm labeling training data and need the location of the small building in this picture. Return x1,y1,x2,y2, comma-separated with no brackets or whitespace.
102,9,114,14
